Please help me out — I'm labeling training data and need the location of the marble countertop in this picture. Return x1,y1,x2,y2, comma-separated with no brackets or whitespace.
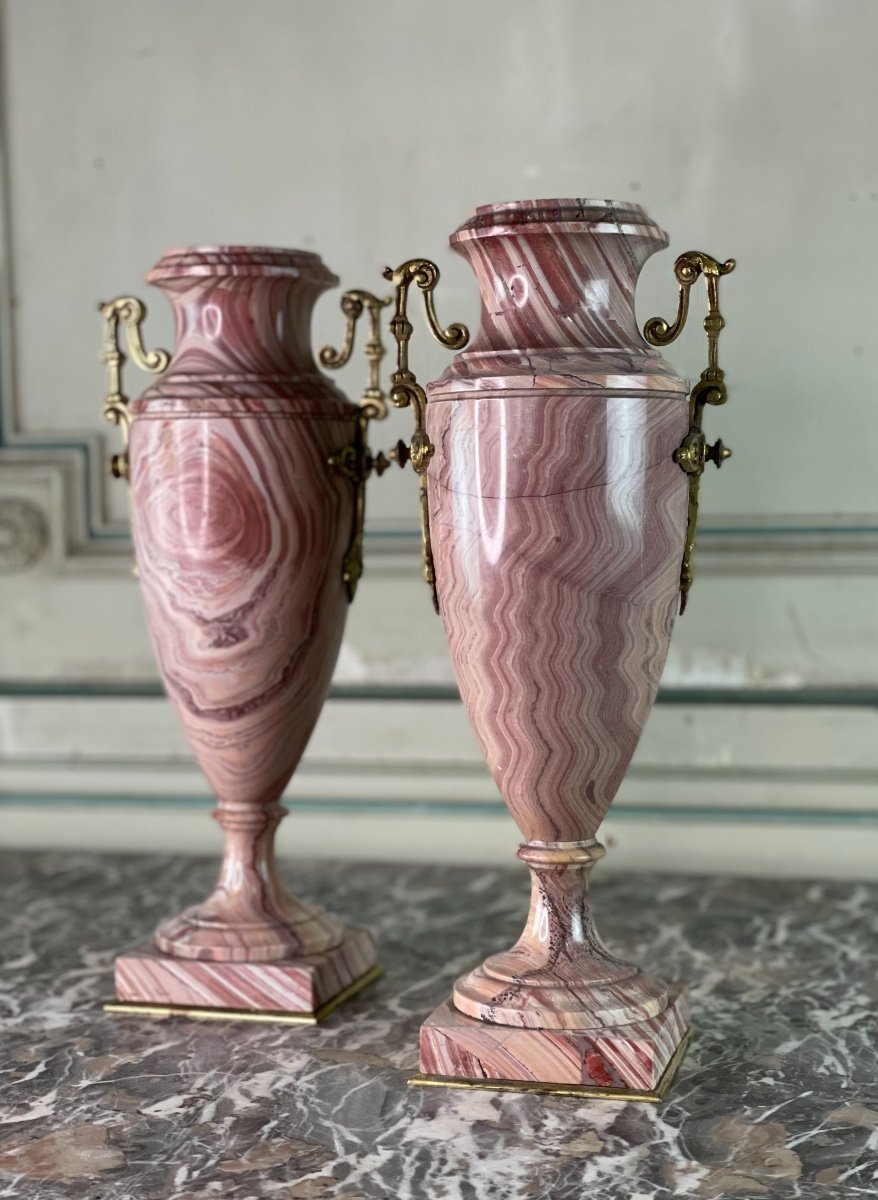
0,850,876,1199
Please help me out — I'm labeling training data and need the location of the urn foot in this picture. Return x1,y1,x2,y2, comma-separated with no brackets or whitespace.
452,960,670,1029
153,803,347,963
416,986,690,1099
108,927,380,1022
453,840,673,1029
153,891,345,963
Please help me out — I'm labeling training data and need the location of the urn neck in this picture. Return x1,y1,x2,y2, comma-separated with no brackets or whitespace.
450,199,668,354
146,245,338,379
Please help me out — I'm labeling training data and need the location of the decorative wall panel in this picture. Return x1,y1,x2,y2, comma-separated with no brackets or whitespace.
1,0,876,871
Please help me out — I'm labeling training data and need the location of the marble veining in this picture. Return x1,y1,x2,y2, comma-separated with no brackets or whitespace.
114,928,377,1014
423,200,690,1056
127,246,370,976
420,989,689,1089
1,850,876,1199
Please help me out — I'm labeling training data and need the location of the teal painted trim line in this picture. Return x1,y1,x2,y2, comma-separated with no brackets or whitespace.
2,681,878,708
370,523,878,538
1,792,877,824
374,524,878,538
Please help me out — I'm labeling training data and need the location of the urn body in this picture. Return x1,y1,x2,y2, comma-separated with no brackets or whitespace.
128,246,359,964
425,200,690,1029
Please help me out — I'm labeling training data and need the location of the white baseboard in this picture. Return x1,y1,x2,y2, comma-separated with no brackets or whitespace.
2,803,876,882
2,694,876,880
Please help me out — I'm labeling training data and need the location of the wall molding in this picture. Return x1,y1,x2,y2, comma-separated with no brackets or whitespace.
3,693,877,824
6,710,876,878
2,797,876,882
0,44,875,575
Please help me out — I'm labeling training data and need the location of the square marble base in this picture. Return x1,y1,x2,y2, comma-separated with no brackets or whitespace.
107,927,380,1024
416,985,690,1097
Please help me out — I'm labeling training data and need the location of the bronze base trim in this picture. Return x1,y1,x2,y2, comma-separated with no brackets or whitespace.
102,963,384,1026
409,1027,692,1104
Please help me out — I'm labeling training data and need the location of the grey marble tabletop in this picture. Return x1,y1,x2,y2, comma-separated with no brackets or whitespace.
0,850,876,1199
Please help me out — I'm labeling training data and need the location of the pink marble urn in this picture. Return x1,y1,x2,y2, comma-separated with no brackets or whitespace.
418,200,692,1093
108,246,378,1019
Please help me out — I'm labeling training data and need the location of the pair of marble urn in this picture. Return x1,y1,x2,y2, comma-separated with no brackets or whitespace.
100,199,735,1101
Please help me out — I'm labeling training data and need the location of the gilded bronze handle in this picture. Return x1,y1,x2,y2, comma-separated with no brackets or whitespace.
326,426,391,602
319,289,391,420
644,252,736,614
382,258,470,613
98,296,170,481
322,289,392,601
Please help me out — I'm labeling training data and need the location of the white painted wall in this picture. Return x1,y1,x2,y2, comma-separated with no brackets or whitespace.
1,0,876,876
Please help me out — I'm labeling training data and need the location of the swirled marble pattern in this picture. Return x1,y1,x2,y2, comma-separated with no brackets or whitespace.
131,406,353,865
125,247,368,976
452,851,676,1031
1,851,876,1199
143,245,341,382
420,988,689,1089
424,201,690,1044
426,391,687,841
448,198,672,355
114,929,377,1013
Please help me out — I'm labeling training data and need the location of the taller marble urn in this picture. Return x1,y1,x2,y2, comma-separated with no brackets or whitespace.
106,246,379,1020
418,200,692,1095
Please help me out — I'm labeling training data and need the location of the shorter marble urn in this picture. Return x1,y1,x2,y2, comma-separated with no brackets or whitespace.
413,199,727,1097
102,246,380,1022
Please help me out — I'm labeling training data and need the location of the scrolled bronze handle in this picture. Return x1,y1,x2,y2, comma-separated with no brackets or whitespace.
98,296,170,482
644,252,736,614
381,258,470,614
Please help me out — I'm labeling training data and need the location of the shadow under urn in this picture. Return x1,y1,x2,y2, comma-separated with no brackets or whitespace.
417,200,694,1095
108,246,379,1021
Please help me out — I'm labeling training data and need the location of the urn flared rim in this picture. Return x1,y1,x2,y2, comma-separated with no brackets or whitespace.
450,198,669,246
146,245,340,286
